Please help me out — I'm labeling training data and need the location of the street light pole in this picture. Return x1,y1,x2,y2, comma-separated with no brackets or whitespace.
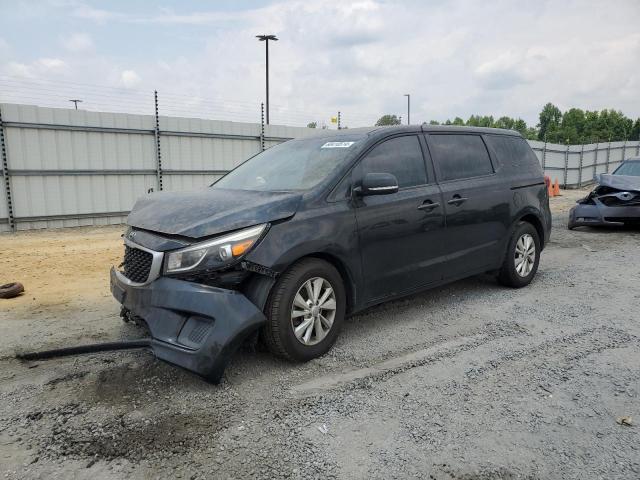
404,94,410,125
69,99,83,110
256,34,278,125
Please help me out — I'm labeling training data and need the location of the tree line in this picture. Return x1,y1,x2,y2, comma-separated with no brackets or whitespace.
374,104,640,144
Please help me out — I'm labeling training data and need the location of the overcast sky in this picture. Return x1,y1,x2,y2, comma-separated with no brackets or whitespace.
0,0,639,126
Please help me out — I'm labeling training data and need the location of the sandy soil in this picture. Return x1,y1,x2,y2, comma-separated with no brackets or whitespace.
0,226,124,358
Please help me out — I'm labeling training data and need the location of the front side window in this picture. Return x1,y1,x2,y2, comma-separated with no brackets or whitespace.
428,134,494,181
213,135,364,191
360,135,427,188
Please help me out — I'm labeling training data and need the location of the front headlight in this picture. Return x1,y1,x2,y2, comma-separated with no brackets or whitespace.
165,224,268,274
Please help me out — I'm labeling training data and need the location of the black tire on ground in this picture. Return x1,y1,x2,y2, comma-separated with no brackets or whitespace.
0,282,24,299
497,222,541,288
263,258,346,362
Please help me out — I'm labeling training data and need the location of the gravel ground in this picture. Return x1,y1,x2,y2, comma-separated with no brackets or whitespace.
1,189,639,479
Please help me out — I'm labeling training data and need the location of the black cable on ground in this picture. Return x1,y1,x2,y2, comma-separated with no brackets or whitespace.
15,339,152,361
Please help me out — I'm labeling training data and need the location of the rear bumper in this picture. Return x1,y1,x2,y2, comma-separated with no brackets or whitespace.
568,203,640,229
110,267,266,382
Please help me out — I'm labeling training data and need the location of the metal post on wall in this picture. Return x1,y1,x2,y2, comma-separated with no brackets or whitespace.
0,104,16,231
605,139,611,173
622,140,626,161
153,90,163,191
563,143,570,188
541,135,547,173
260,103,265,152
337,111,341,130
578,143,584,188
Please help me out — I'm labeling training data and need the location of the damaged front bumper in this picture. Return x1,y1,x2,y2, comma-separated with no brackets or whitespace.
568,202,640,228
569,173,640,229
110,267,266,383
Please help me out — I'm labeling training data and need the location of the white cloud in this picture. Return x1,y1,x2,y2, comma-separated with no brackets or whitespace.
62,33,94,52
71,4,124,23
4,61,34,78
120,69,141,88
36,58,67,70
2,0,640,125
2,58,66,78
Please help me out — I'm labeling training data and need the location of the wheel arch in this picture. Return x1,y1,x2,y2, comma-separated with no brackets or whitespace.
303,252,357,315
517,212,546,249
246,252,357,315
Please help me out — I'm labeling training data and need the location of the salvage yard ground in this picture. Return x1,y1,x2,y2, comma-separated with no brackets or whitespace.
1,189,639,479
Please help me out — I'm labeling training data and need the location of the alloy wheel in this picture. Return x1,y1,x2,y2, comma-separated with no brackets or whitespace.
515,233,536,277
290,277,336,346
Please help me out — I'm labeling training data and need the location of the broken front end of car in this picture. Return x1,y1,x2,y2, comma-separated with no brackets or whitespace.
110,223,278,383
568,174,640,229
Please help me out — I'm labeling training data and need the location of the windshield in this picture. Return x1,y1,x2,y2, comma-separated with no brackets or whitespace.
213,135,364,191
614,161,640,176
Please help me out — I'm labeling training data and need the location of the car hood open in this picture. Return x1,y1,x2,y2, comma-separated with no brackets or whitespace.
127,188,302,239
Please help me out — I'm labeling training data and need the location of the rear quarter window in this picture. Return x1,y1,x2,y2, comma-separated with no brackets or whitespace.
428,134,494,181
484,135,542,175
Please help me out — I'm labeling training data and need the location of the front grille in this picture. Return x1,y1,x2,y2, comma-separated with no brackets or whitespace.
122,245,153,283
600,196,640,207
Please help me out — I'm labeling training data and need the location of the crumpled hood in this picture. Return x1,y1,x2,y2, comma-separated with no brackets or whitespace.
597,174,640,192
127,188,302,239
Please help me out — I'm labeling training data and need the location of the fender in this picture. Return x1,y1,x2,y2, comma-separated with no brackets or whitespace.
504,206,547,255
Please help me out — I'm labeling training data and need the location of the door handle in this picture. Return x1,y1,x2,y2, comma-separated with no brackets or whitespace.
417,200,440,211
447,196,468,206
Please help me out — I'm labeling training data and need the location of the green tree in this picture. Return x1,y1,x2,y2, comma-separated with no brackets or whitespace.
582,110,601,143
631,119,640,141
306,121,317,129
494,116,515,130
375,114,401,126
537,102,562,141
559,108,585,144
512,118,527,135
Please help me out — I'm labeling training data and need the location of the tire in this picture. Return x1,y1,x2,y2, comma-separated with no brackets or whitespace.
497,222,540,288
263,258,346,362
0,282,24,299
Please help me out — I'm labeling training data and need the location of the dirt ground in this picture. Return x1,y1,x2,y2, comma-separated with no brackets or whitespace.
1,188,639,479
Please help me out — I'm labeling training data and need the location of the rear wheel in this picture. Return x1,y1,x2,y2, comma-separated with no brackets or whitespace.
497,222,540,288
263,258,345,362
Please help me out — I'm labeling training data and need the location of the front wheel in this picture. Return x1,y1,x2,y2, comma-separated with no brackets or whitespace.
497,222,541,288
263,258,346,362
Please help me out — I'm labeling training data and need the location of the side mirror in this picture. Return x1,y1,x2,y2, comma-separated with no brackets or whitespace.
357,172,399,196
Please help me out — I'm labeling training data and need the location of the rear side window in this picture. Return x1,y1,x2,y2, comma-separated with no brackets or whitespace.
361,135,427,188
428,134,493,181
484,135,542,173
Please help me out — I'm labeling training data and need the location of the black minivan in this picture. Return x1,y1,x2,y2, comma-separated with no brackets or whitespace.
111,125,551,382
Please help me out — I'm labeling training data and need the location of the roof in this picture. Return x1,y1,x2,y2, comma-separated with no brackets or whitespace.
301,124,522,139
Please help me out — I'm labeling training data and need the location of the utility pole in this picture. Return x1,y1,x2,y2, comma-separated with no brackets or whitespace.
69,99,83,110
404,94,410,125
256,34,278,125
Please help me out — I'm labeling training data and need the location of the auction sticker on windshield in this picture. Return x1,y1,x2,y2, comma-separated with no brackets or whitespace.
321,142,355,148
